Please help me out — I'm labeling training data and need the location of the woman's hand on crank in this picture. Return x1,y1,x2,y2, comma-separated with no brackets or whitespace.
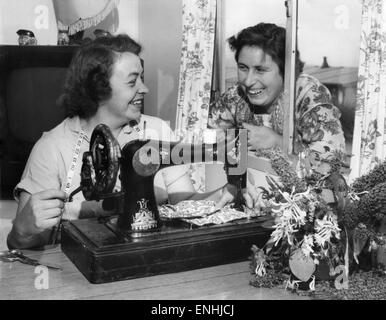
13,189,67,238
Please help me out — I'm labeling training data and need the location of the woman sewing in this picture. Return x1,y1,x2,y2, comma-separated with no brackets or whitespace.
7,35,181,249
210,22,346,207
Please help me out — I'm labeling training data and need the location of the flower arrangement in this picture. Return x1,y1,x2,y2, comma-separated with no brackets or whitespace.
249,148,386,294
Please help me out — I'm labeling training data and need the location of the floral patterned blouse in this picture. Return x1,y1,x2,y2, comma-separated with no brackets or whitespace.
208,74,346,167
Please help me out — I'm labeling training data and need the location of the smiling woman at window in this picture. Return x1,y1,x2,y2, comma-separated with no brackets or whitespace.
208,23,346,177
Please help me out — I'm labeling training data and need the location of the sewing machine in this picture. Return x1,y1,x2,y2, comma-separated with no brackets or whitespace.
61,124,272,283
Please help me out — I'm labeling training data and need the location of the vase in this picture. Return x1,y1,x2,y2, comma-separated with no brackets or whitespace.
314,259,331,281
373,242,386,270
57,30,70,45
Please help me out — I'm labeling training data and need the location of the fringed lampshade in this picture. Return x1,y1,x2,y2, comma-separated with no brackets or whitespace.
52,0,119,35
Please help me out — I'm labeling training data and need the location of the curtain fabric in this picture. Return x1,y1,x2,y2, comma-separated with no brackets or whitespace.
349,0,386,183
175,0,217,192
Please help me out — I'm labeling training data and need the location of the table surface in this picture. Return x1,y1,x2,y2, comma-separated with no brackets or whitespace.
0,245,310,300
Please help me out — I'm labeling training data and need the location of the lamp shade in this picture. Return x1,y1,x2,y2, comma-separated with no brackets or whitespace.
52,0,119,35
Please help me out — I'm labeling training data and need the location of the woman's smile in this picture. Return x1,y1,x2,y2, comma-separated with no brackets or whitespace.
246,87,265,98
129,97,144,110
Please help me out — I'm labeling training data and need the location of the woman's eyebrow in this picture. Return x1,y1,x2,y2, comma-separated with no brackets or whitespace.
126,69,144,78
237,62,248,67
255,65,269,70
237,62,269,70
126,72,140,78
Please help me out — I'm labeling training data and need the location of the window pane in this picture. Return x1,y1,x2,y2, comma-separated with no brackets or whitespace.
298,0,362,156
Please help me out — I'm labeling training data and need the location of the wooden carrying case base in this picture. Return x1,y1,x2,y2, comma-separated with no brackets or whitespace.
61,216,272,284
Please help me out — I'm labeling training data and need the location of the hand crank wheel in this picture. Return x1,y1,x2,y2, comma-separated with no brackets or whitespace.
81,124,121,200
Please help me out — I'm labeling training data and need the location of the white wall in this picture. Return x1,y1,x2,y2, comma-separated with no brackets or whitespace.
138,0,182,129
115,0,139,40
83,0,140,40
0,0,58,45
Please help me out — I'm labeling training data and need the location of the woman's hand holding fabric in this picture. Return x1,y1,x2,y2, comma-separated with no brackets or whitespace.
215,183,257,210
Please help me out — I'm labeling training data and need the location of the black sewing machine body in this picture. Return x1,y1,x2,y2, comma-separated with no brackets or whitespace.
118,139,218,231
61,124,272,284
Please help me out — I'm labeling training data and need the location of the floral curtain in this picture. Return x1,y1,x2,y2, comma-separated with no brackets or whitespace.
175,0,217,192
349,0,386,183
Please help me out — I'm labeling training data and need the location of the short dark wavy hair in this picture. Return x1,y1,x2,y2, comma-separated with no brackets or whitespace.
228,23,304,79
58,34,142,118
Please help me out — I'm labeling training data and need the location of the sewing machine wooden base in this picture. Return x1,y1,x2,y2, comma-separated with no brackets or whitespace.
61,216,273,284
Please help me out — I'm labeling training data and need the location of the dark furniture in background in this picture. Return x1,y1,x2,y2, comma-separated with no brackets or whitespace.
0,45,78,198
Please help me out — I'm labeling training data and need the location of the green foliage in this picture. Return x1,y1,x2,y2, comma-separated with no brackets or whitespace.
315,271,386,300
351,160,386,193
249,268,288,289
255,148,307,194
342,181,386,231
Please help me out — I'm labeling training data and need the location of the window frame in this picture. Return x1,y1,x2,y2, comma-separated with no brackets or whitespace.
282,0,298,156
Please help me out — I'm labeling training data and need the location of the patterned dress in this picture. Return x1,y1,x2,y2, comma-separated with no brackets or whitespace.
208,73,346,170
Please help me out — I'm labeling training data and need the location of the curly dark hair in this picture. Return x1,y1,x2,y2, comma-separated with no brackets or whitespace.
228,23,304,79
58,34,142,118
